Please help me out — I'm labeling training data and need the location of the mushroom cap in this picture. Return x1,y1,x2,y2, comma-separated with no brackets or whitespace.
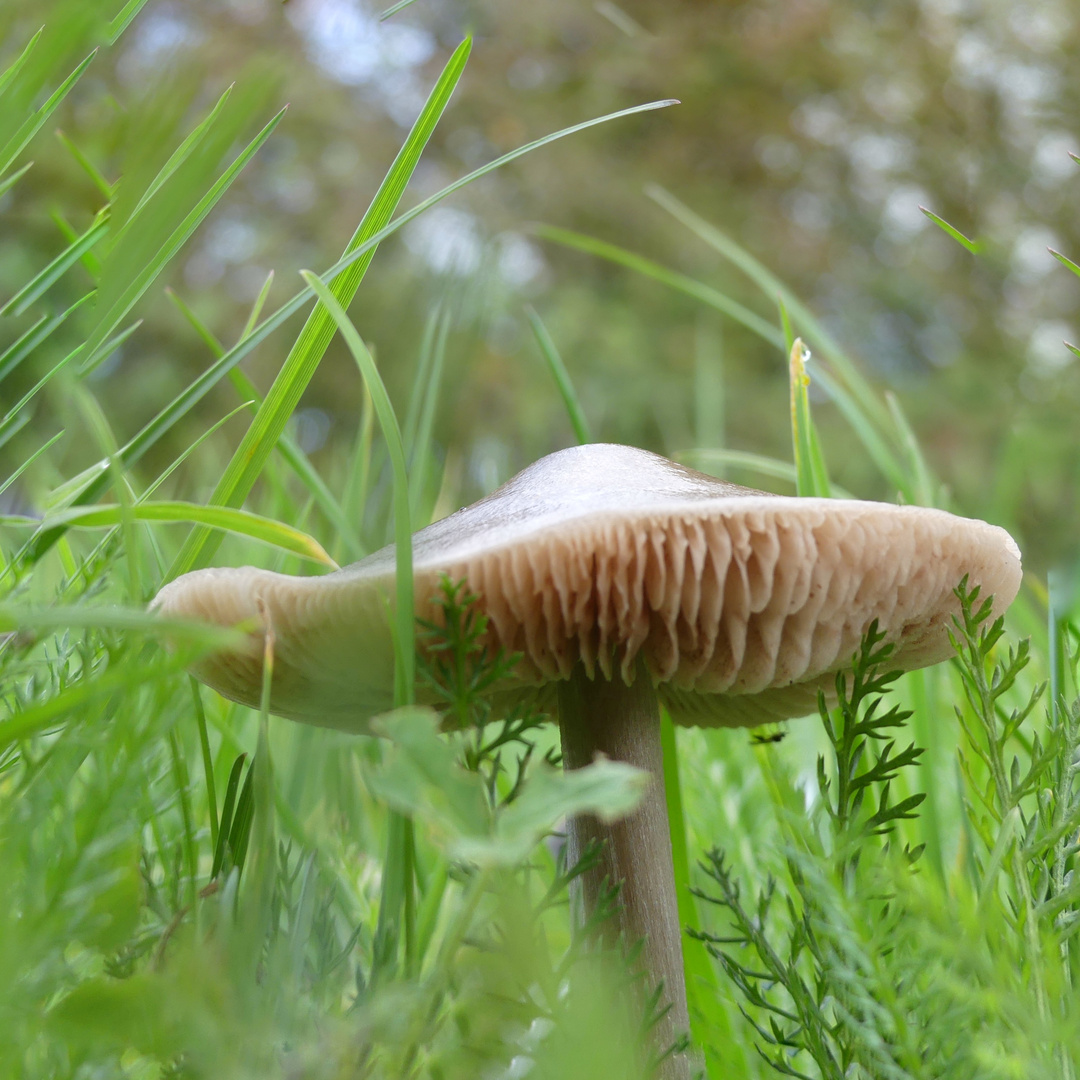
154,444,1023,731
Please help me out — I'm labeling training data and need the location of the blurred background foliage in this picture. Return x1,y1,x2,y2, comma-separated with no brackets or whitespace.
2,0,1078,571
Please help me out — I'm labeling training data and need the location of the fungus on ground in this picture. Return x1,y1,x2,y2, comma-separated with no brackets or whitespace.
154,443,1023,1076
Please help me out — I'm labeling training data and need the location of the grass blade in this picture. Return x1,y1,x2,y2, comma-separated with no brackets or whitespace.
527,306,593,444
27,93,678,564
1049,248,1080,280
0,293,93,385
0,160,33,199
1,216,108,316
788,338,830,498
919,206,982,255
167,38,472,580
83,105,285,371
380,0,421,19
409,306,451,524
678,448,855,498
22,501,338,567
107,0,154,44
0,430,64,499
536,225,782,347
645,184,894,433
0,49,96,179
212,754,248,879
55,129,113,198
165,286,364,559
300,271,413,702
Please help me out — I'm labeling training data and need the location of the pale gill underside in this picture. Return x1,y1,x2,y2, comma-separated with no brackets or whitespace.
156,498,1022,731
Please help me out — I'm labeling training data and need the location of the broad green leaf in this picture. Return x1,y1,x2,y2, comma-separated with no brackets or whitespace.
490,759,647,864
367,708,648,866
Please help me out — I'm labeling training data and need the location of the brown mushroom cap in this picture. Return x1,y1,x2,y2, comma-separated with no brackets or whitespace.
154,443,1023,730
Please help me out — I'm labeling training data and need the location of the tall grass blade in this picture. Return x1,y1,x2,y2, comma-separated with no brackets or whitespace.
168,39,471,579
165,286,363,559
788,338,830,498
55,129,113,198
527,306,593,444
83,104,285,372
19,501,338,567
299,271,413,700
106,0,154,44
0,293,93,384
645,184,895,433
0,160,33,199
28,93,678,563
0,430,64,499
536,225,782,347
919,206,982,255
409,306,451,524
0,50,96,180
1,217,108,317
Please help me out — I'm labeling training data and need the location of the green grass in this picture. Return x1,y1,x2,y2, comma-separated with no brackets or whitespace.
1,5,1079,1080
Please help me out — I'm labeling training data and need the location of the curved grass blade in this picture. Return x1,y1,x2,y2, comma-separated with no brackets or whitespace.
678,447,855,498
83,104,285,372
0,160,33,200
212,753,248,879
0,603,247,642
0,430,64,499
919,206,981,255
107,0,154,44
55,129,113,199
536,224,781,347
0,49,96,179
527,306,593,444
165,286,363,559
0,293,94,385
167,39,472,580
409,306,451,524
0,650,197,751
1050,249,1080,280
380,0,420,19
1,216,108,317
645,184,894,433
18,502,338,567
789,338,830,498
29,95,678,564
300,271,413,702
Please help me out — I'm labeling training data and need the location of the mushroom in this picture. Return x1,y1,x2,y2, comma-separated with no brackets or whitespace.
154,443,1023,1076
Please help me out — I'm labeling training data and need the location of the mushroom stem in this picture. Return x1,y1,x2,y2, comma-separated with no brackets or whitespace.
557,665,690,1077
